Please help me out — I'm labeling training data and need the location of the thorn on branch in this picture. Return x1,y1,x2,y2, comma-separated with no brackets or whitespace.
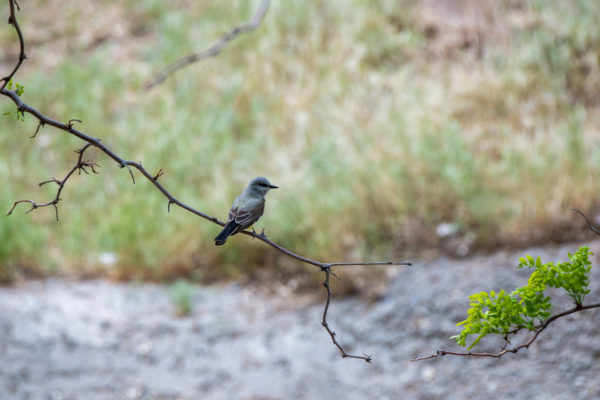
30,120,45,138
78,161,100,175
89,163,100,174
39,177,60,187
167,200,174,213
67,119,82,129
127,166,135,184
153,168,164,181
52,203,59,221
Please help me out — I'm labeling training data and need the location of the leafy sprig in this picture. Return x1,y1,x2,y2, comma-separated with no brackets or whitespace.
452,246,592,350
3,79,26,121
7,79,25,96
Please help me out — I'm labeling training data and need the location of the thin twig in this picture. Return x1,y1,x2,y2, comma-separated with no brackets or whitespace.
321,266,372,362
1,0,411,362
6,143,98,221
0,0,26,92
30,120,44,138
411,302,600,361
146,0,270,90
572,208,600,236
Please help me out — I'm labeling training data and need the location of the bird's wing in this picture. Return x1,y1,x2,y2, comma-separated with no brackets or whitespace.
226,196,241,223
232,198,265,229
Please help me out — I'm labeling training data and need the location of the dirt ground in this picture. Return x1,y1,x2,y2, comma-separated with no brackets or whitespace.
1,240,599,400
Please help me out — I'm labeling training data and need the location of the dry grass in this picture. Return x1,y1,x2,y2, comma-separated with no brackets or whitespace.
1,0,600,283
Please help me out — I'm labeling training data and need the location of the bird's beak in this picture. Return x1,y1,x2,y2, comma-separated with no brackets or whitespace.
269,184,278,189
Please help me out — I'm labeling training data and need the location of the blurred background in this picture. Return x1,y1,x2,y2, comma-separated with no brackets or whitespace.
1,1,600,399
1,0,600,283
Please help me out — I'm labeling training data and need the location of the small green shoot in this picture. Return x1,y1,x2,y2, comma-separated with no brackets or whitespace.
3,80,26,121
6,79,25,96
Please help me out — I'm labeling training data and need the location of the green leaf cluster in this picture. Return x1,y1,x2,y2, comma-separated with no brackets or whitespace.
3,79,26,121
6,79,25,96
452,246,592,350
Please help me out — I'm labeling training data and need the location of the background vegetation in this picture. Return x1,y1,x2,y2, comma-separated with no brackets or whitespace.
1,0,599,283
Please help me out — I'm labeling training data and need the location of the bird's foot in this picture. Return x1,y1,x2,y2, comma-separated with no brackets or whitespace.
258,228,267,240
249,227,267,240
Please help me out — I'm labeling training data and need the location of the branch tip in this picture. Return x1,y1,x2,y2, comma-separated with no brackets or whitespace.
30,121,45,138
126,166,135,184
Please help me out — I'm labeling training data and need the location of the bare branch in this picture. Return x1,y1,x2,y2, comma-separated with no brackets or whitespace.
146,0,270,90
2,0,411,361
30,120,44,138
321,266,373,363
6,143,97,221
0,0,26,92
572,208,600,236
411,302,600,361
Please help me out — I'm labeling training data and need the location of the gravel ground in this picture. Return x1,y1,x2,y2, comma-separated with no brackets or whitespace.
1,240,599,400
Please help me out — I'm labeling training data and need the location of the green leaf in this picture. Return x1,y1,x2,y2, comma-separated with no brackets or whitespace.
452,246,593,349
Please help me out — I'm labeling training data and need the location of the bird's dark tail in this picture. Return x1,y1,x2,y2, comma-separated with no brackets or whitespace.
214,221,239,246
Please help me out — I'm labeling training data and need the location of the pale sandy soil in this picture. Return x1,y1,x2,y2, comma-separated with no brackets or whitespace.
0,241,599,400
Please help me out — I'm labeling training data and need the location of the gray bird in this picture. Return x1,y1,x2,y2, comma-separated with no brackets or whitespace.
214,177,278,246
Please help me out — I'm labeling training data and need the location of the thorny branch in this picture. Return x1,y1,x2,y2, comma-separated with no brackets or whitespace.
146,0,270,90
412,208,600,361
6,143,99,221
1,0,410,363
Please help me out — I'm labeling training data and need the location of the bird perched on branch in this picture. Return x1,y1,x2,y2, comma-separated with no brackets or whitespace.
214,177,278,246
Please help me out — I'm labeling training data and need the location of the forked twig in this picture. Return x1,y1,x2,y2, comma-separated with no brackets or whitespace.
6,143,98,221
320,266,371,362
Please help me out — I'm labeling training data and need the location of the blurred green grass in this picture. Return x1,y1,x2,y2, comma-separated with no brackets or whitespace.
1,0,600,282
